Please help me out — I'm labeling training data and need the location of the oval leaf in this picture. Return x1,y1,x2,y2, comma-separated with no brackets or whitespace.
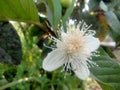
90,47,120,90
0,0,39,23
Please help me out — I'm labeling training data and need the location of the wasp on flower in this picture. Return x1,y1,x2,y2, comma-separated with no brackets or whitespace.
42,20,100,80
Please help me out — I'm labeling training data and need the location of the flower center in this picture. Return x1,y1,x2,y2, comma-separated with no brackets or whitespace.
65,38,82,54
61,30,86,56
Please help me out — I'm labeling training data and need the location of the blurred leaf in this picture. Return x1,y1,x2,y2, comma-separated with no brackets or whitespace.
103,47,116,58
100,1,108,11
45,0,62,28
61,0,74,32
114,10,120,21
97,81,114,90
90,47,120,90
29,24,44,37
45,1,53,27
0,0,39,23
88,0,100,11
105,11,120,39
62,0,74,23
107,0,120,10
105,11,120,36
3,67,17,82
0,22,22,65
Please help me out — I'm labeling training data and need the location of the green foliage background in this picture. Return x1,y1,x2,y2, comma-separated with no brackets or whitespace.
0,0,120,90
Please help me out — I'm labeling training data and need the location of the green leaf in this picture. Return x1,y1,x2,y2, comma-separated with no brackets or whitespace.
29,24,44,37
100,1,108,11
62,0,74,23
105,11,120,41
107,0,120,10
45,0,62,28
61,0,74,32
88,0,100,11
114,10,120,20
105,11,120,35
0,0,39,23
90,47,120,90
45,1,53,27
97,81,114,90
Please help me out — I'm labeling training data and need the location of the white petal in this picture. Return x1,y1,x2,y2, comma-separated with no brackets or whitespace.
84,36,100,52
71,60,90,80
42,49,66,71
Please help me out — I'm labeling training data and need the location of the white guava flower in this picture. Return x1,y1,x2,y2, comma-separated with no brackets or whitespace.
42,20,100,80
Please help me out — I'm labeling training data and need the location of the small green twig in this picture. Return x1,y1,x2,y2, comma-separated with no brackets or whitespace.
0,77,35,90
